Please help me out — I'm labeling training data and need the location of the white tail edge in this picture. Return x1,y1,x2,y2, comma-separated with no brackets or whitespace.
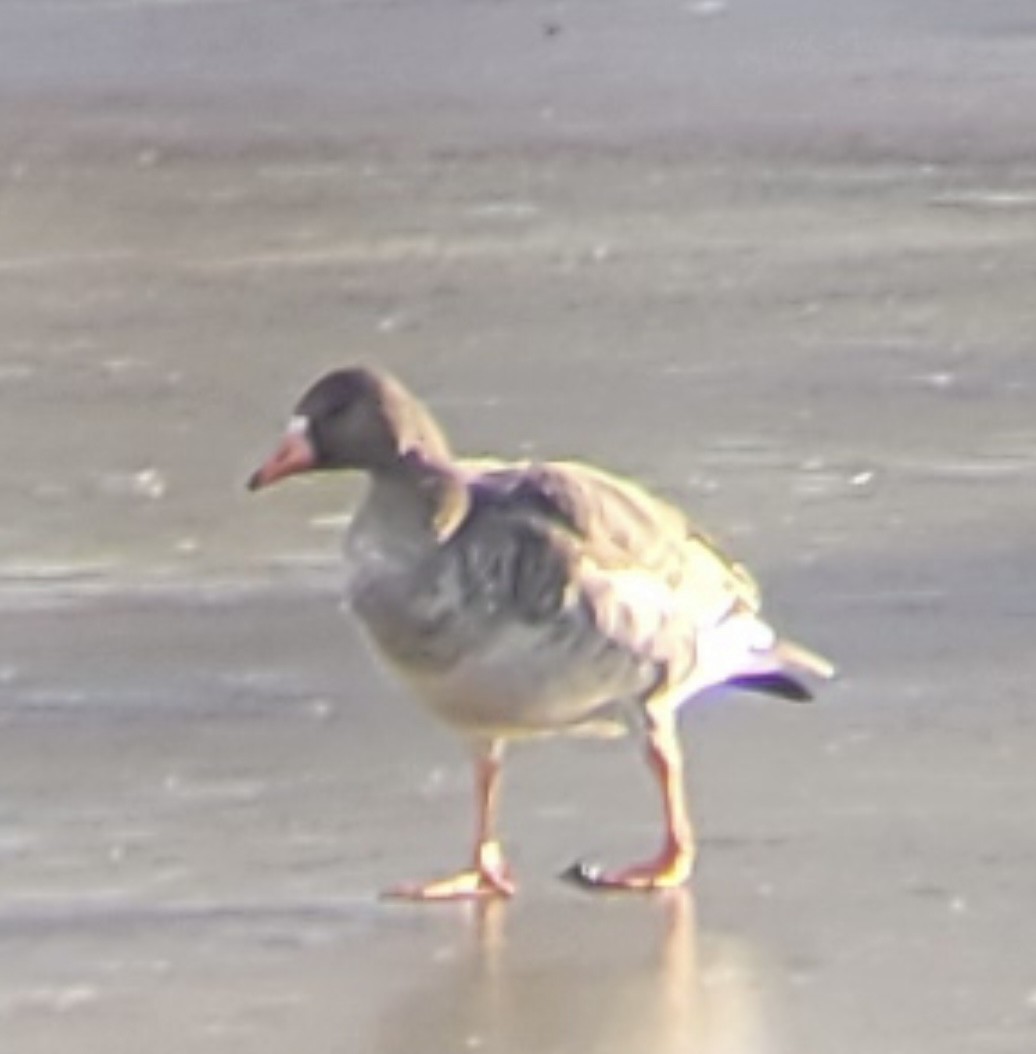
774,638,837,680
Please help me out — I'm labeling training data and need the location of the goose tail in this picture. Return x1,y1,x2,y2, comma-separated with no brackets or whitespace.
725,636,836,704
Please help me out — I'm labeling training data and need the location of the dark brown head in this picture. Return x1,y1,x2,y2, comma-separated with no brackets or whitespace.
247,367,452,491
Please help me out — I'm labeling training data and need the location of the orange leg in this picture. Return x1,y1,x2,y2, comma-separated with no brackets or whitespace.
564,714,695,892
383,741,516,902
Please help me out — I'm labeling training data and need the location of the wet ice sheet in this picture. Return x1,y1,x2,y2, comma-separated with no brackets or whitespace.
0,891,787,1054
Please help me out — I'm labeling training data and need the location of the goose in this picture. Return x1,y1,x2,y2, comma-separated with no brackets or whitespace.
248,366,833,900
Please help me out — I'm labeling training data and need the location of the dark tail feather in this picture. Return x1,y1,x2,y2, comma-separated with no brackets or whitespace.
726,672,814,703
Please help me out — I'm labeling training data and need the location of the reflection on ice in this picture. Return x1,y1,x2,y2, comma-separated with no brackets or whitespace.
377,893,777,1054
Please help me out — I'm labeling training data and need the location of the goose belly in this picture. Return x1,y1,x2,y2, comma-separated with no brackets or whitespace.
343,525,653,735
387,617,650,736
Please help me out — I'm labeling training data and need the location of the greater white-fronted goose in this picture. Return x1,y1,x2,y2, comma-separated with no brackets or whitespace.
248,366,834,900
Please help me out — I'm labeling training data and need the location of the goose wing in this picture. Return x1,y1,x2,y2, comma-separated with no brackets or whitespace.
463,459,761,671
